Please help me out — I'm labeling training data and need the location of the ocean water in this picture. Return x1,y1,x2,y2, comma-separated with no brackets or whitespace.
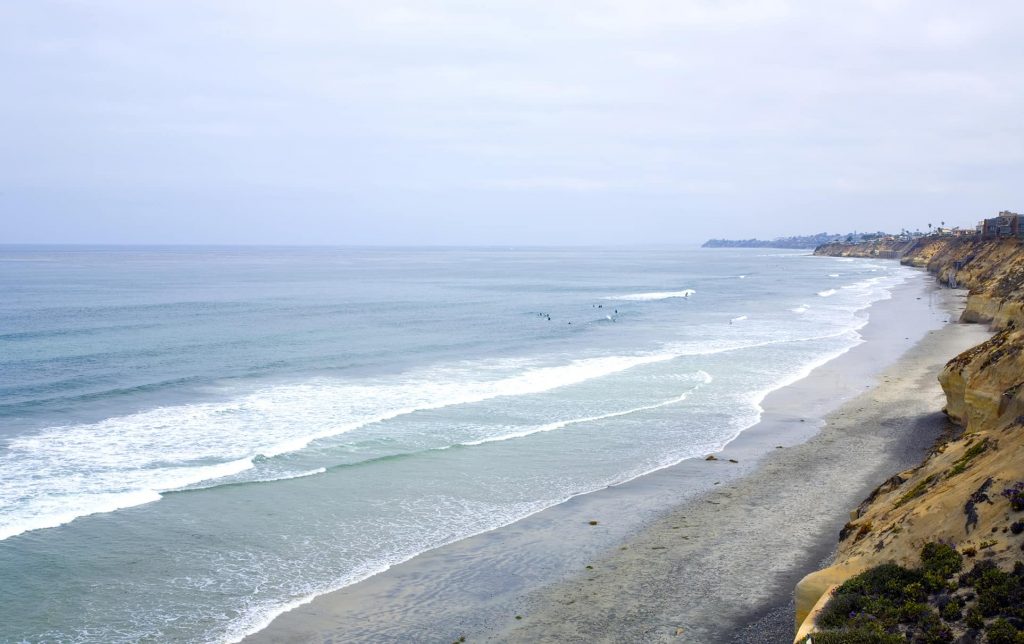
0,246,914,642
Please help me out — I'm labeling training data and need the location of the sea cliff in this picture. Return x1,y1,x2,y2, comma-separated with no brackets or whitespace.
796,238,1024,640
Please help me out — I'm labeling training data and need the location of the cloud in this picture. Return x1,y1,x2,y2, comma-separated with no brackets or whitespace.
1,0,1023,243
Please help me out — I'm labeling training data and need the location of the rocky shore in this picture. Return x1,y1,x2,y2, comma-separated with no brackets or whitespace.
799,238,1024,641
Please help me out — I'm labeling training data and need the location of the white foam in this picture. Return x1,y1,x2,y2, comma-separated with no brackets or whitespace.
0,351,683,540
459,371,713,446
223,497,561,644
0,489,162,542
730,315,748,323
605,289,695,301
817,289,838,297
791,305,810,314
274,467,326,481
173,467,329,493
828,273,840,277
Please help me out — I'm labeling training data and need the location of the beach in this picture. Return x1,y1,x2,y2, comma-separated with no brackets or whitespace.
246,274,990,643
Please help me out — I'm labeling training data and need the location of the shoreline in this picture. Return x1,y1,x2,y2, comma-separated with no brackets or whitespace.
245,272,988,643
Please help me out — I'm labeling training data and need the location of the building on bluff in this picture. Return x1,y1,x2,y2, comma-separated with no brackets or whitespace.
979,211,1024,239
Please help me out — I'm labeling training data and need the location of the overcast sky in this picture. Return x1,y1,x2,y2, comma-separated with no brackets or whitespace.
2,1,1022,245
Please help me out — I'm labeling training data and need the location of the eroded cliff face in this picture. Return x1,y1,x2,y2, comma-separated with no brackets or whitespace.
899,237,1024,329
814,239,916,259
796,238,1024,637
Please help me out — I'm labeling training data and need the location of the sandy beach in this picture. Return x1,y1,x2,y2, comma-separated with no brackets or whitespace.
246,275,991,644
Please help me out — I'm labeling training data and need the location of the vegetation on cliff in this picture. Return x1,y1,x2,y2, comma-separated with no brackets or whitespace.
814,238,918,258
813,543,1024,643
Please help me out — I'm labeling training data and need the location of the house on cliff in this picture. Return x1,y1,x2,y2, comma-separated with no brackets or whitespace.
980,210,1024,239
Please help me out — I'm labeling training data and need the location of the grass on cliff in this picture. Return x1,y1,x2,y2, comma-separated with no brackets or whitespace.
947,438,992,479
811,543,1024,643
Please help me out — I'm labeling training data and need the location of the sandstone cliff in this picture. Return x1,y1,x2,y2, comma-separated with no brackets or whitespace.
813,238,917,259
796,237,1024,640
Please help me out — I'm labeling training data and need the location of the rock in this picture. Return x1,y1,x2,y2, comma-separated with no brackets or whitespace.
705,454,717,461
728,458,739,463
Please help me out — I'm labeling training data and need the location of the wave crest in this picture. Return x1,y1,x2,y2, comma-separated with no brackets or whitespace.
0,351,683,540
605,289,695,301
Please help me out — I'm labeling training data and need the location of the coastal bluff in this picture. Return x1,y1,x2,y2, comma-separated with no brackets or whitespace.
813,238,917,259
796,237,1024,640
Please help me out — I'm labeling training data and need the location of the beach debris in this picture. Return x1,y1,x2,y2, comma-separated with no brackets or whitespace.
588,520,599,525
728,458,738,463
515,615,522,620
776,445,783,449
705,454,717,461
674,627,686,636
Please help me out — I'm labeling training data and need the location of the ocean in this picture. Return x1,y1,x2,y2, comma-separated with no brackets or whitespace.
0,246,914,642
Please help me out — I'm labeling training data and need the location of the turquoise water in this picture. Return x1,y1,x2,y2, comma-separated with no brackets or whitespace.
0,246,912,642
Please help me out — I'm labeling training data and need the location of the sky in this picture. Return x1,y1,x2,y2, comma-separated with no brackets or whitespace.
1,1,1022,245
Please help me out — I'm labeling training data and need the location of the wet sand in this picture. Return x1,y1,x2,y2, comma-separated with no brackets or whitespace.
245,275,990,644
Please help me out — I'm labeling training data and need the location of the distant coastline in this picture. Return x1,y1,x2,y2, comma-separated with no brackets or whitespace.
702,232,882,249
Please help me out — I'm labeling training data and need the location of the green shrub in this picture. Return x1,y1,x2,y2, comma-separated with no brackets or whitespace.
835,563,926,601
960,560,1023,618
811,613,905,644
985,617,1024,644
940,598,961,622
920,542,963,579
964,606,984,629
815,543,1024,642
